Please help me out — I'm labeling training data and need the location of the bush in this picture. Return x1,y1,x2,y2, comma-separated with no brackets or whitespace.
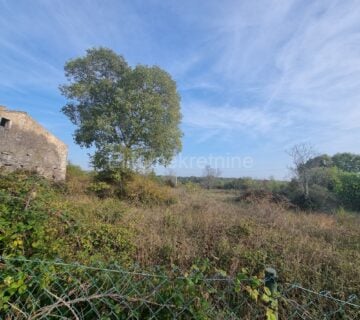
62,222,135,265
282,174,339,212
307,184,338,211
183,181,201,192
334,172,360,211
123,174,177,205
66,163,92,194
0,170,136,265
87,181,114,198
0,171,62,258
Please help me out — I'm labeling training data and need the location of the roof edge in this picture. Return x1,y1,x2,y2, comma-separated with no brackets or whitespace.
0,105,68,150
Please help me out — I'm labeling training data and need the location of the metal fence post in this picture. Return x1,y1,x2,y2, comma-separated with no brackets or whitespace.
265,267,278,320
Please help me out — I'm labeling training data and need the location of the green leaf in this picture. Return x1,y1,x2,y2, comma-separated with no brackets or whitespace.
264,286,272,296
266,308,277,320
261,294,271,303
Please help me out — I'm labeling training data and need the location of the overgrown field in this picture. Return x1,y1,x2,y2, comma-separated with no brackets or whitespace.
133,189,360,293
1,169,359,318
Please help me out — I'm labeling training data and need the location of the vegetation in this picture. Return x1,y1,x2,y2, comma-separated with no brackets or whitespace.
0,170,136,265
0,166,359,317
283,149,360,211
202,165,221,189
61,47,182,172
177,150,360,213
1,168,359,288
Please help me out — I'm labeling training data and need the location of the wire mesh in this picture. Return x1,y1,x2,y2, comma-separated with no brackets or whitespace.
280,283,360,320
0,256,359,319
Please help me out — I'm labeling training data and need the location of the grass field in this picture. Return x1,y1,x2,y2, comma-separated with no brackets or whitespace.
63,184,360,296
1,171,360,318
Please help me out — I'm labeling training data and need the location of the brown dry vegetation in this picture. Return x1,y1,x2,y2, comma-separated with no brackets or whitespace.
132,189,360,294
65,182,360,296
1,169,360,319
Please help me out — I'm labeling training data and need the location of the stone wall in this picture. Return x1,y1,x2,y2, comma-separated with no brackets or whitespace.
0,106,68,181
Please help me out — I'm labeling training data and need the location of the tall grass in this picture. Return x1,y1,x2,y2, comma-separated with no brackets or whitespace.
1,169,359,297
131,189,360,295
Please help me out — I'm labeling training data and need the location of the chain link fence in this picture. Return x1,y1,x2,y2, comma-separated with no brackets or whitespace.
0,256,359,319
280,283,359,320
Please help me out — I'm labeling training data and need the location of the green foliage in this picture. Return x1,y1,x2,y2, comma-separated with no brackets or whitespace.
306,184,338,211
304,152,360,173
183,181,201,192
0,171,62,258
89,170,177,204
67,222,135,265
334,171,360,211
1,255,358,319
60,47,182,172
0,257,272,319
0,171,136,265
307,167,338,190
220,177,287,193
332,152,360,173
305,154,333,169
283,154,360,212
66,163,89,178
87,181,114,198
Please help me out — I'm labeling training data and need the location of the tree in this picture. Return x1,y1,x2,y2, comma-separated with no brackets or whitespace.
287,143,318,202
334,171,360,211
332,153,360,173
305,154,332,169
164,169,177,187
202,165,221,189
60,48,182,172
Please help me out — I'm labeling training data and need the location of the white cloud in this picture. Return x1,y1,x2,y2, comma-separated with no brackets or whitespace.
2,0,360,175
269,1,360,136
173,0,360,151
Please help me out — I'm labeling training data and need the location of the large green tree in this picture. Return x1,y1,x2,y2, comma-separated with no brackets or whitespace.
60,48,182,171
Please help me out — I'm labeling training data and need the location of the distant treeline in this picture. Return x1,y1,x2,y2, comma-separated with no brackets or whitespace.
175,152,360,212
177,176,287,191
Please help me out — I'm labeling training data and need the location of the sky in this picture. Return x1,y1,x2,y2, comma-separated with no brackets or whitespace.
1,0,360,179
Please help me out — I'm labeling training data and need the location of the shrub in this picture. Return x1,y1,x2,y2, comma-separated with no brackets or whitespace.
282,174,339,212
66,163,92,194
183,181,201,192
61,222,135,265
87,181,114,198
334,172,360,211
0,171,62,258
123,174,177,205
0,170,136,265
307,184,338,211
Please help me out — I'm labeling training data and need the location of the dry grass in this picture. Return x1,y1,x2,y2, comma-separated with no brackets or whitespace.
60,170,359,296
129,188,360,294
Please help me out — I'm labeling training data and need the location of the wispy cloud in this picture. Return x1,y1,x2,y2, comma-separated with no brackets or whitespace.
1,0,360,176
176,1,360,149
183,103,283,134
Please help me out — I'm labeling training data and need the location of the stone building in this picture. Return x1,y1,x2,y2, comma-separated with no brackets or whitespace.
0,105,68,181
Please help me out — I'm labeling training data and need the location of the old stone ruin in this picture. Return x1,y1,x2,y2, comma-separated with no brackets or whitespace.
0,105,68,181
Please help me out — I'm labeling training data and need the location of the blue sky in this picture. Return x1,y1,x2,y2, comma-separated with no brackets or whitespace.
1,0,360,178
